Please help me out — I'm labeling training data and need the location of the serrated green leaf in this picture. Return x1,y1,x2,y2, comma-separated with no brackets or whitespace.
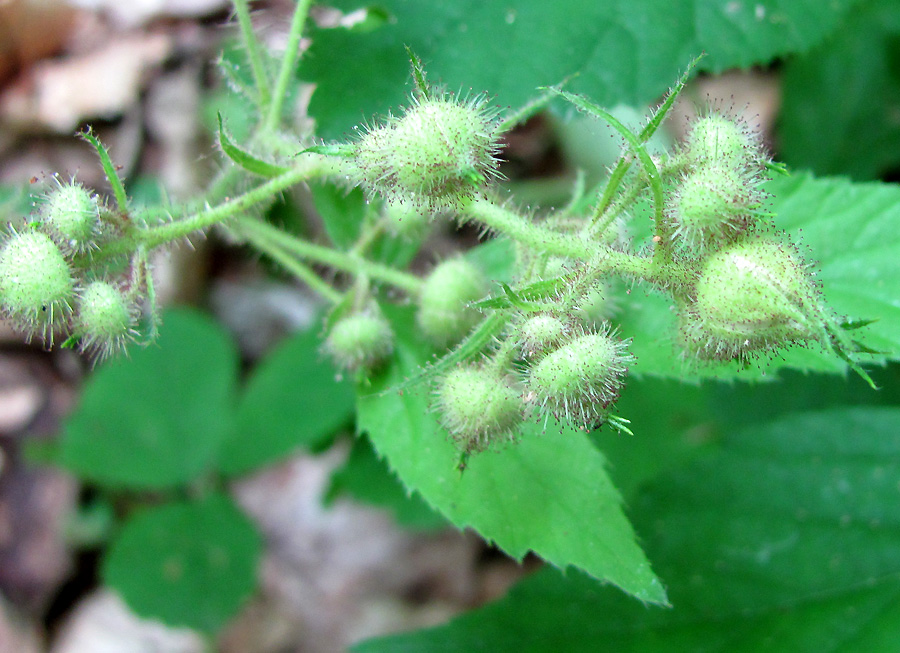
59,309,238,490
304,0,859,140
779,0,900,180
356,405,900,652
357,306,668,605
103,493,261,632
622,172,900,380
217,327,356,477
217,113,290,177
327,435,447,530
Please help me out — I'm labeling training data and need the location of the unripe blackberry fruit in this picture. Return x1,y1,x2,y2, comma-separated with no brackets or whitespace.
685,112,763,171
324,310,394,373
75,280,138,358
526,328,632,431
0,230,74,337
41,182,100,252
668,164,760,251
354,96,501,210
516,314,569,359
436,365,523,453
680,237,822,362
418,259,487,347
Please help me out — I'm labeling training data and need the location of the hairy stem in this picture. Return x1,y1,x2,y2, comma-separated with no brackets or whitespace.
263,0,314,132
233,217,423,295
231,0,271,109
248,231,343,304
462,197,588,258
93,156,337,259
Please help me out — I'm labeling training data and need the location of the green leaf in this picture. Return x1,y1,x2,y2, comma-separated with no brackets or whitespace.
103,493,261,633
327,435,447,530
304,0,859,140
356,405,900,651
309,182,367,249
357,306,668,605
217,327,356,476
217,113,290,177
622,172,900,379
779,0,900,180
59,309,238,490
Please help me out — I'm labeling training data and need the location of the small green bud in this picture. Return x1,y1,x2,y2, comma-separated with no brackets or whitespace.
75,280,138,358
324,310,394,373
525,327,632,431
516,314,569,359
354,95,501,211
418,258,487,347
41,181,101,252
685,112,763,172
436,364,523,453
668,164,762,252
0,230,74,338
680,237,823,362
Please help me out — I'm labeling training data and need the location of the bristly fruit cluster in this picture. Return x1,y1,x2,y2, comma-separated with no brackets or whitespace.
666,110,832,364
5,51,873,468
0,178,146,359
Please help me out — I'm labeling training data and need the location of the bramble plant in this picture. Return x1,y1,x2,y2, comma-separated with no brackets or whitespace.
8,0,900,648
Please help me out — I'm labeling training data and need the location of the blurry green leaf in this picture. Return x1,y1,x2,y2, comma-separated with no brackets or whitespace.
218,327,355,476
59,309,238,489
309,183,367,249
356,405,900,651
357,306,668,605
622,172,900,379
779,0,900,180
327,435,447,530
465,237,516,285
103,493,261,632
305,0,859,140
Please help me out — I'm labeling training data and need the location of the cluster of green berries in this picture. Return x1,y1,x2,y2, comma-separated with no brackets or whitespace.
0,179,142,359
321,258,488,375
665,112,827,364
435,315,633,455
666,112,767,254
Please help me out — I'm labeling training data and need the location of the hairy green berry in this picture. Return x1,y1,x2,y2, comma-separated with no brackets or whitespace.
324,310,394,372
685,112,763,172
354,95,502,211
680,237,823,362
0,230,74,339
668,164,762,252
75,280,138,358
418,258,487,347
525,327,632,431
41,181,101,252
516,314,569,359
436,364,523,453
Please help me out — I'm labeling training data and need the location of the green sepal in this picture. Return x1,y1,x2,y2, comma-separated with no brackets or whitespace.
383,312,509,395
473,276,568,310
298,143,356,158
217,113,290,177
78,127,129,214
